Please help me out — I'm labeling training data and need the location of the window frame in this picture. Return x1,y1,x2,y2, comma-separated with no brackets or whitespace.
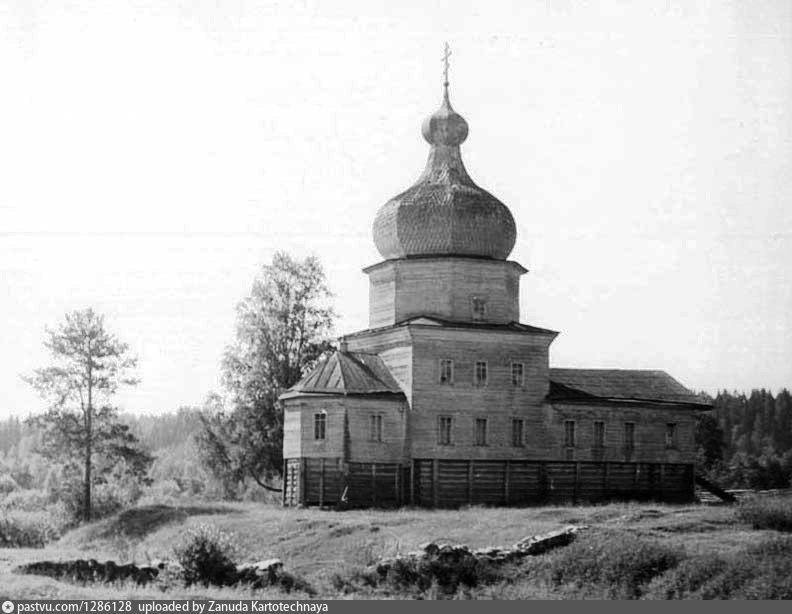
474,360,488,387
665,422,678,449
474,417,488,446
437,415,453,446
593,420,605,449
564,419,576,448
313,412,326,441
439,358,454,384
369,414,383,443
624,421,636,451
511,417,525,447
510,362,525,387
471,295,487,321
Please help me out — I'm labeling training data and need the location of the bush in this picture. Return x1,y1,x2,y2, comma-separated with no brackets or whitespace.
274,570,316,595
0,505,71,548
330,567,380,594
0,473,19,494
0,488,49,511
541,530,685,598
173,523,241,587
736,496,792,532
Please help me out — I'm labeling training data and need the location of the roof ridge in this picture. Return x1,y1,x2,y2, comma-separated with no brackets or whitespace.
551,367,670,374
335,351,349,392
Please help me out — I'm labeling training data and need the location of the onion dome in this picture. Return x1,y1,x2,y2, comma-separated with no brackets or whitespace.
372,85,517,261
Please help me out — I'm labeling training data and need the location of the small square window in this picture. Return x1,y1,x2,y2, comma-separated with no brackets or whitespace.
439,359,454,384
511,418,524,447
313,413,326,440
511,362,525,387
564,420,576,447
369,415,383,442
474,418,488,446
438,416,453,445
665,423,677,448
474,361,488,387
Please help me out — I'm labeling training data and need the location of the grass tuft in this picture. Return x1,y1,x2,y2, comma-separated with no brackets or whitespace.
645,536,792,600
539,529,685,598
736,497,792,532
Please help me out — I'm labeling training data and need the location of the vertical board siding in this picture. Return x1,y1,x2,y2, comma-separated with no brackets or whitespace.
284,457,695,507
545,462,577,503
578,463,607,502
472,462,506,505
303,457,343,505
347,462,401,507
283,458,403,507
436,460,470,506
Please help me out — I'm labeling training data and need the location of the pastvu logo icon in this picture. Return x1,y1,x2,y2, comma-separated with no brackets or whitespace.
2,600,14,613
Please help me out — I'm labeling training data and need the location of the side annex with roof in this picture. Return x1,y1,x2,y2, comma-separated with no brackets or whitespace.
279,80,709,509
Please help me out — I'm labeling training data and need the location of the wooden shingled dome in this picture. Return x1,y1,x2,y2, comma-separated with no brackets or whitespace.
372,87,517,261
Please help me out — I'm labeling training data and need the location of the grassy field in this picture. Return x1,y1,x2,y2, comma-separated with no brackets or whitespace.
1,498,789,599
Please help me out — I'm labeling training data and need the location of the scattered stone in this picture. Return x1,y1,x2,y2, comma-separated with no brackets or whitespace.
15,560,159,585
17,555,289,590
374,525,587,577
236,558,284,587
512,525,587,556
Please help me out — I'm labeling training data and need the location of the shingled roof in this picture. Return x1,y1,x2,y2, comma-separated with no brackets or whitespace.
549,368,710,408
344,315,558,339
283,351,403,397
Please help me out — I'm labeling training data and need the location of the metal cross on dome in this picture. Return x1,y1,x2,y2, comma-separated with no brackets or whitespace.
443,42,451,87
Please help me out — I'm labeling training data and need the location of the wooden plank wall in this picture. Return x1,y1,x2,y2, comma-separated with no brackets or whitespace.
283,457,695,507
412,459,695,507
284,457,404,507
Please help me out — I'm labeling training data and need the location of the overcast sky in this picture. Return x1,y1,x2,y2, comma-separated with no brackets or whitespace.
1,0,790,418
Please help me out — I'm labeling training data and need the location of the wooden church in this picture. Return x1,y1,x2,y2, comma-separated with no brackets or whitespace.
280,72,709,508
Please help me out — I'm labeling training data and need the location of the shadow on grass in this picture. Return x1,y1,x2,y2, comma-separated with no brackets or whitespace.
90,504,239,540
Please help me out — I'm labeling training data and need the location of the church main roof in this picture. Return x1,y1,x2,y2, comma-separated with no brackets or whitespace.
284,351,403,397
372,85,517,261
549,368,710,408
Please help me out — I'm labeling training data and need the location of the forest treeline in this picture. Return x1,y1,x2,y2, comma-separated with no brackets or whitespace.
2,387,791,497
0,407,242,502
697,388,792,490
